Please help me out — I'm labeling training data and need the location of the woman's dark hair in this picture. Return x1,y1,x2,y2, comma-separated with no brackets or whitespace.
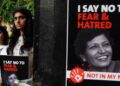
0,26,8,45
7,7,33,55
74,29,113,57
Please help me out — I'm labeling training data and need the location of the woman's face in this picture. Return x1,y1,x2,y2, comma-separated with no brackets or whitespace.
8,74,17,86
83,34,112,68
14,12,27,30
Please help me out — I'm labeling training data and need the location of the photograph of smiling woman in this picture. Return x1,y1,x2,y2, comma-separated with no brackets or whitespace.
74,29,120,72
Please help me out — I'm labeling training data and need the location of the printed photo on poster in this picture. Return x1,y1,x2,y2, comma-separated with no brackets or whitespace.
66,0,120,86
0,56,29,86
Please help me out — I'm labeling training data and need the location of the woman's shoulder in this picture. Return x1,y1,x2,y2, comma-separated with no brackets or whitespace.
0,45,8,55
19,47,33,56
108,60,120,72
25,47,33,55
111,60,120,65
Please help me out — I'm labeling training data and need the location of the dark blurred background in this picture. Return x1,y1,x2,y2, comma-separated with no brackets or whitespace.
34,0,67,86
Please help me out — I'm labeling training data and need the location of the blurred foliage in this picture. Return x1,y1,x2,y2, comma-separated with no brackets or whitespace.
0,0,34,24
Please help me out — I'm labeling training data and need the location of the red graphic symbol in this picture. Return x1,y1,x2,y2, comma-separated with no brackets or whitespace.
70,67,84,83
